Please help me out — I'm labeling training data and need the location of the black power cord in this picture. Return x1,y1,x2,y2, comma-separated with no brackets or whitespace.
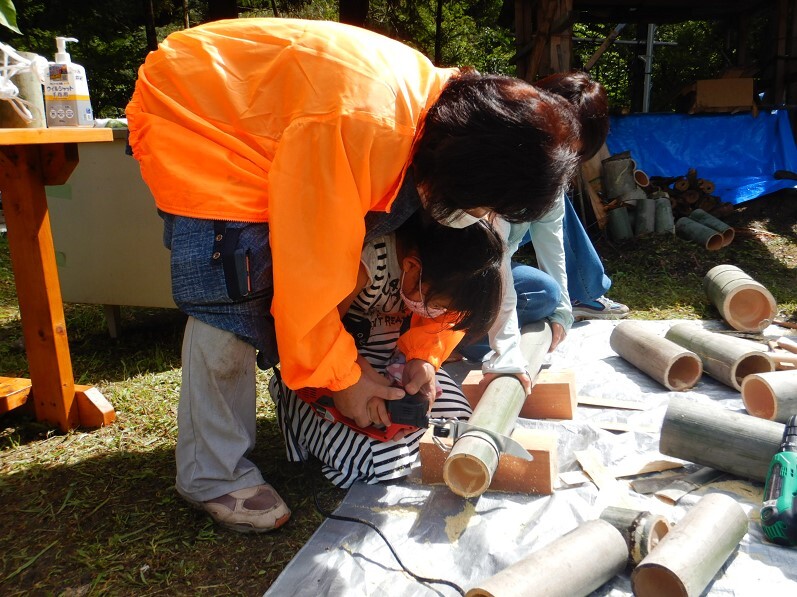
271,367,465,596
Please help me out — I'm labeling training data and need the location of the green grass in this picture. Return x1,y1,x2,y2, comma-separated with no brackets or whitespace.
1,192,796,595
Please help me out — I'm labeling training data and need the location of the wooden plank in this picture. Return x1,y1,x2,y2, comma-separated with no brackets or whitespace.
75,385,116,428
0,128,112,145
0,376,32,413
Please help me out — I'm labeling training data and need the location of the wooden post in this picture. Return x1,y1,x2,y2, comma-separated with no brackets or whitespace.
599,506,671,566
465,520,628,597
703,264,778,332
659,395,784,482
610,321,702,391
665,323,774,390
443,322,551,498
742,370,797,422
632,493,748,597
674,217,723,251
689,209,735,246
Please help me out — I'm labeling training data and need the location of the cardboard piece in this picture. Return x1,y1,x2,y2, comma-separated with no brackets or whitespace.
693,78,754,113
418,426,558,495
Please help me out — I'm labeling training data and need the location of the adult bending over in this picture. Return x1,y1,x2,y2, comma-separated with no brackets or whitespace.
126,18,580,533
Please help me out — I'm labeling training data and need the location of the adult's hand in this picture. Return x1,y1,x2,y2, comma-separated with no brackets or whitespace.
332,356,404,428
548,322,567,353
401,358,437,401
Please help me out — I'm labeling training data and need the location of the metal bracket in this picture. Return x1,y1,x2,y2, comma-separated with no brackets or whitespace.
429,418,533,462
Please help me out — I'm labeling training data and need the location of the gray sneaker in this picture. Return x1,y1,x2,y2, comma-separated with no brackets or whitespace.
184,484,291,533
572,296,630,321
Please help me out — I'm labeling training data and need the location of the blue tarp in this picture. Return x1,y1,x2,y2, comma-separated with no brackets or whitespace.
606,110,797,205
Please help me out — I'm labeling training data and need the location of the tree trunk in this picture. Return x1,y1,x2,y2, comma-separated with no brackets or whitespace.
143,0,159,51
339,0,368,26
434,0,444,65
206,0,238,22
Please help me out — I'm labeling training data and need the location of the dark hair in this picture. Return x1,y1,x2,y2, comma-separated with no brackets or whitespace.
397,211,503,339
534,71,609,162
412,71,580,224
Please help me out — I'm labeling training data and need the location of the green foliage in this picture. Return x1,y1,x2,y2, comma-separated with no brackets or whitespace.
0,0,20,35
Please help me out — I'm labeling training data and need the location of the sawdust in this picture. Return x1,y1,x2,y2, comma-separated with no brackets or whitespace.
369,504,422,516
444,501,480,543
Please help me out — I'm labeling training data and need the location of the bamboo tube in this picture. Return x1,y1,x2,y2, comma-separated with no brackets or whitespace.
634,168,650,188
742,370,797,422
603,156,637,199
607,206,633,242
0,52,46,128
654,197,675,234
634,198,656,236
610,321,702,391
703,264,777,332
632,493,748,597
443,322,551,498
599,506,671,565
465,519,628,597
674,218,723,251
659,395,784,481
777,336,797,354
688,209,735,246
664,323,774,390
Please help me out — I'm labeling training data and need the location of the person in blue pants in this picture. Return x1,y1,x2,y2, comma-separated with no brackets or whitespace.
456,195,628,364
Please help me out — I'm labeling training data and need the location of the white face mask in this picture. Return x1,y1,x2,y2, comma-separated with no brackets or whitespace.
433,208,484,229
400,270,447,319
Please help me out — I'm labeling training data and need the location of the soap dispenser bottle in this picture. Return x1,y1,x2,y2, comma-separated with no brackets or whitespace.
44,36,94,127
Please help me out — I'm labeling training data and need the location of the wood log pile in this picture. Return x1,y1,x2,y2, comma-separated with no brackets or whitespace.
580,146,735,245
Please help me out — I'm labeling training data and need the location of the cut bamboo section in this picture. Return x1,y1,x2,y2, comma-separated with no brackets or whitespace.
634,198,656,236
632,493,748,597
688,209,735,246
654,197,675,234
741,370,797,423
465,519,628,597
777,336,797,354
703,264,777,332
659,395,784,482
443,322,551,498
664,323,774,390
610,321,702,391
599,506,671,565
674,217,723,251
603,155,637,199
607,206,633,242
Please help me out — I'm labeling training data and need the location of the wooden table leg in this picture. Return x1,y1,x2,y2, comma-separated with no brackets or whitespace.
0,143,114,431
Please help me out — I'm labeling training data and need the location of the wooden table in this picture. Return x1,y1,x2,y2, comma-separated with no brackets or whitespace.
0,128,115,431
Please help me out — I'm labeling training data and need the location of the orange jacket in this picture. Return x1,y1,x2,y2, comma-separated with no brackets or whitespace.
126,18,460,390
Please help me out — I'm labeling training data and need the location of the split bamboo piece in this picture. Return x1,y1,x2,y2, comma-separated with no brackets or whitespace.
741,370,797,422
703,264,778,332
599,506,671,565
631,493,748,597
664,323,774,390
442,322,551,498
674,217,723,251
688,209,735,246
465,519,628,597
659,395,784,482
610,321,703,391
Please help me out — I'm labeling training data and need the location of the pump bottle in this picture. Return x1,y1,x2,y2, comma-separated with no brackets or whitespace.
44,37,94,127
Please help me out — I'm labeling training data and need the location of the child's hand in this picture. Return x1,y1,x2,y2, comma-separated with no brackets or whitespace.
332,357,404,427
401,359,436,401
480,370,533,397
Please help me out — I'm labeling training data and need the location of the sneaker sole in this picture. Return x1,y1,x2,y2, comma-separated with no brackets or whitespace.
573,311,630,322
180,491,292,534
